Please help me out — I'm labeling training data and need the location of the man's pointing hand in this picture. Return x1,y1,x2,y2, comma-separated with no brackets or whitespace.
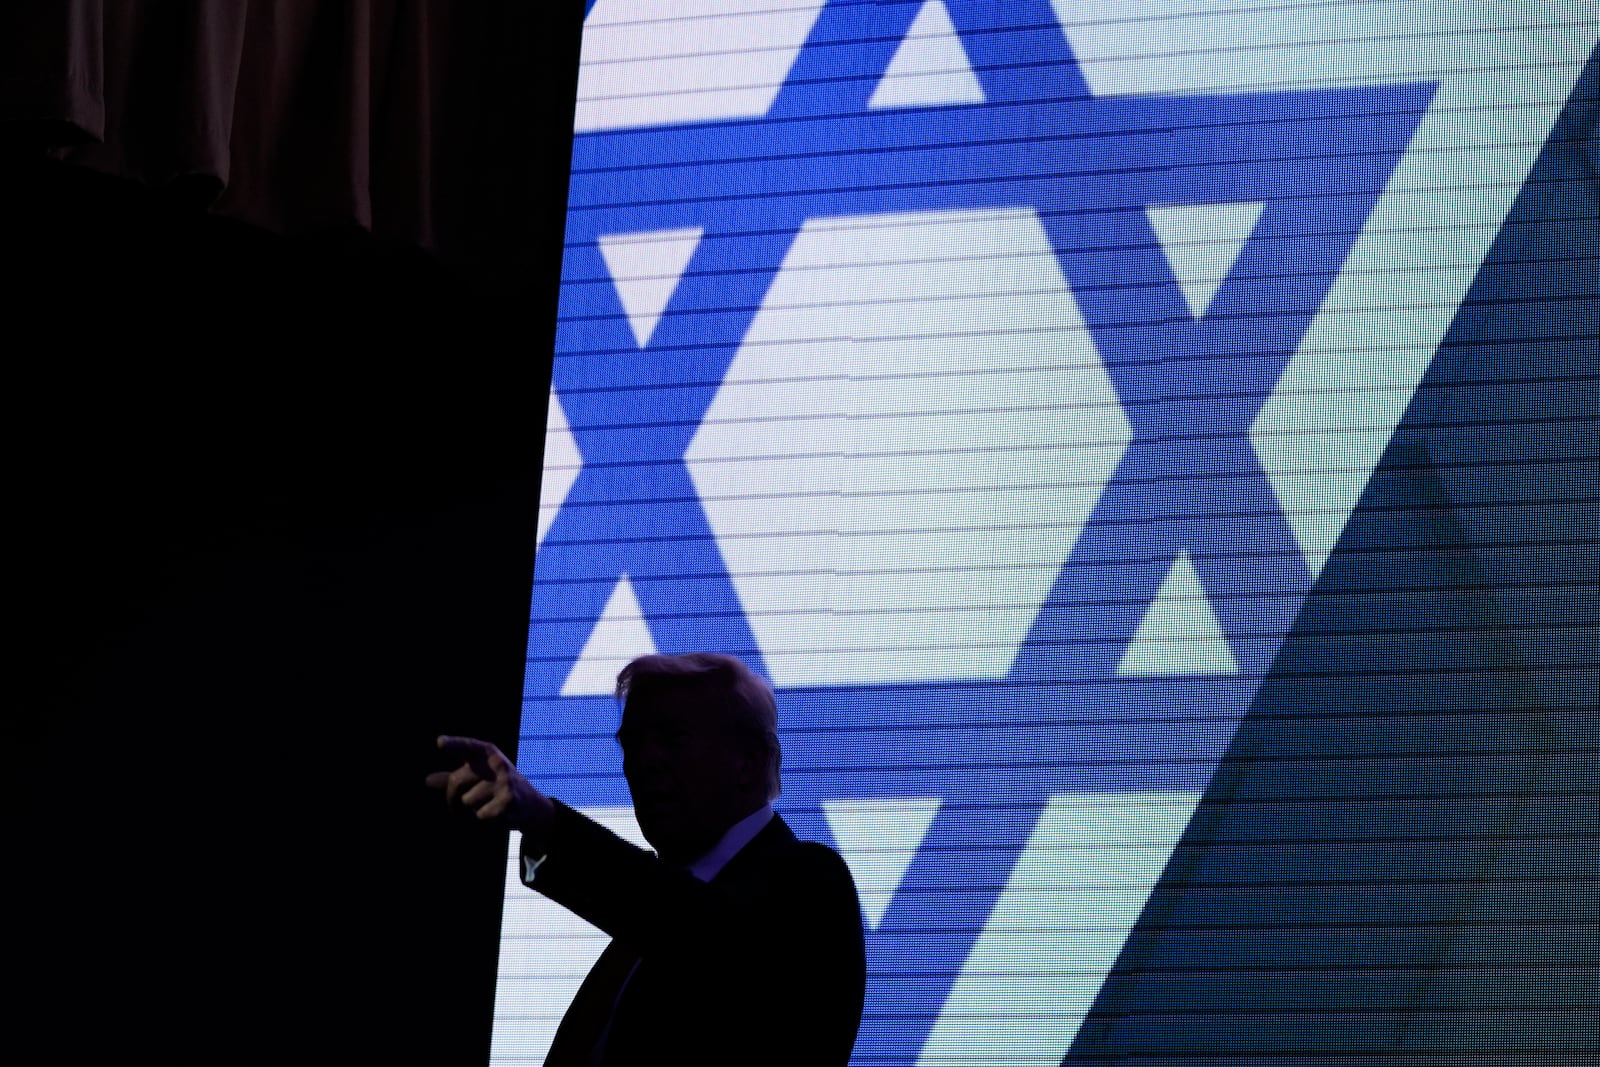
426,736,554,840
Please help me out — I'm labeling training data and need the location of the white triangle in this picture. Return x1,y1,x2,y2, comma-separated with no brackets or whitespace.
1146,201,1264,317
918,791,1203,1066
538,388,583,549
823,796,942,929
596,227,704,348
1116,552,1239,676
868,1,986,110
559,575,659,697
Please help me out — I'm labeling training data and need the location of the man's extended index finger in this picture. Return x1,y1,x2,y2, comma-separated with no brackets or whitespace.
436,735,495,759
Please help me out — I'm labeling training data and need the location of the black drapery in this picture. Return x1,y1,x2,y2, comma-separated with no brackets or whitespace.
4,5,584,1064
1,0,569,266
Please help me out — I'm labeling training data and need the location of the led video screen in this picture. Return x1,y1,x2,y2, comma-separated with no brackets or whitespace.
491,3,1596,1063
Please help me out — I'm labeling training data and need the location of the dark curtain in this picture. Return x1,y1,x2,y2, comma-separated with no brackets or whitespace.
0,0,541,262
4,4,583,1064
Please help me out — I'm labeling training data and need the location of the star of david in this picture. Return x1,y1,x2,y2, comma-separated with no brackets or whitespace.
523,2,1432,1061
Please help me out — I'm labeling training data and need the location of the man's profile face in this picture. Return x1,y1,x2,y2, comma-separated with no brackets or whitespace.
617,688,756,863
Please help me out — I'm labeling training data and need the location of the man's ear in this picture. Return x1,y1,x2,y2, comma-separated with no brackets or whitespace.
732,745,764,793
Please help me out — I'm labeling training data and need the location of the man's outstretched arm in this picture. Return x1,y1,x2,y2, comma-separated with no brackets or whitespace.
428,738,810,954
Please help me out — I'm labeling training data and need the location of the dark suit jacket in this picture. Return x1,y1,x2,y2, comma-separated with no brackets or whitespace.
525,802,866,1067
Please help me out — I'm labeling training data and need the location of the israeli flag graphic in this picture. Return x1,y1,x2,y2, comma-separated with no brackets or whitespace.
493,3,1598,1064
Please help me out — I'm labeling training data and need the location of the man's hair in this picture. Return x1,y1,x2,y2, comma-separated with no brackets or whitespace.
616,652,782,801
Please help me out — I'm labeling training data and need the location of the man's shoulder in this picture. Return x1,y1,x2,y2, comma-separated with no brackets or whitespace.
728,815,859,895
745,813,837,864
787,836,853,877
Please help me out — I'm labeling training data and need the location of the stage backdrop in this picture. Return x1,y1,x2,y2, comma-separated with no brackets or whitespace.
493,3,1597,1064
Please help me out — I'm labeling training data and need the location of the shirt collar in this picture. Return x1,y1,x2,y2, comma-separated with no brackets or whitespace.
687,803,775,882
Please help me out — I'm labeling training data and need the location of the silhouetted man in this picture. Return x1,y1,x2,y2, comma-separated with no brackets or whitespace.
429,652,866,1066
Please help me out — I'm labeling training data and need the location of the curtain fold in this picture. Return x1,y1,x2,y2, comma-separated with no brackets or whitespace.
0,0,502,252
